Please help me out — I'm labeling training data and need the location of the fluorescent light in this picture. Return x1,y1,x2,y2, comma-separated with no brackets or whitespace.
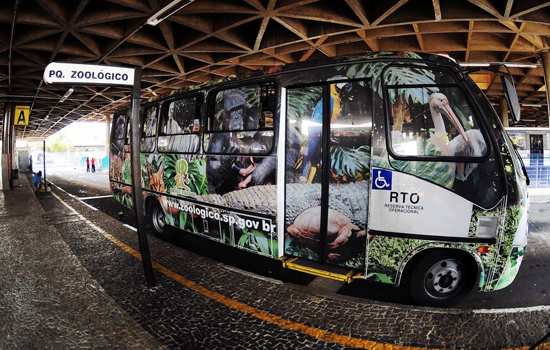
461,63,490,67
460,62,540,69
504,63,539,69
59,88,74,103
522,103,544,108
147,0,194,26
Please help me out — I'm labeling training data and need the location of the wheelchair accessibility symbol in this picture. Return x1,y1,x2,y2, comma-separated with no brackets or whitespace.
372,168,392,190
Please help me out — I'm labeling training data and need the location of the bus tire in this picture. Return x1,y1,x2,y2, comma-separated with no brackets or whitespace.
408,250,474,307
146,199,169,239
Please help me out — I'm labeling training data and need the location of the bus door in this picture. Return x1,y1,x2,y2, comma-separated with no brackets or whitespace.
284,80,372,269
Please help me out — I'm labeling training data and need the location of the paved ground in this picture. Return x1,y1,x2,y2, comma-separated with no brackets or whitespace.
48,166,109,197
48,172,550,309
34,173,550,349
0,176,160,349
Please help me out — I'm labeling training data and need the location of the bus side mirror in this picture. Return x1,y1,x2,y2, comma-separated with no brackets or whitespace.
502,74,521,123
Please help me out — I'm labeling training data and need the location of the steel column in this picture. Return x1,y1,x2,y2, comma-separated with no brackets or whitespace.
542,51,550,126
1,103,13,190
500,98,509,128
129,67,156,287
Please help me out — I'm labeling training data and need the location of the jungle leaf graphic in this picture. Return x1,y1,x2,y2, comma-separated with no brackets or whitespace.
188,159,208,195
338,53,436,104
179,211,187,230
252,230,270,255
237,228,250,247
287,87,322,122
330,145,370,179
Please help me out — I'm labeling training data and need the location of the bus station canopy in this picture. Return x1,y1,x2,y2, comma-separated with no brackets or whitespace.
1,0,550,139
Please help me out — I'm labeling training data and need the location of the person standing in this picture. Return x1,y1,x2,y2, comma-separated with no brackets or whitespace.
86,157,90,172
32,171,42,191
91,157,96,173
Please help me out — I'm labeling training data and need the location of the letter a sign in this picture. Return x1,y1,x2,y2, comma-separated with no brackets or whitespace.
14,105,30,126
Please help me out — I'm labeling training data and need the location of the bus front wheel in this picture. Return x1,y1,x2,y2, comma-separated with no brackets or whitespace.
146,200,168,238
408,251,474,306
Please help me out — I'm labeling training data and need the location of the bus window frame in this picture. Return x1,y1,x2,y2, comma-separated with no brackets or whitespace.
381,63,492,163
111,111,128,143
156,92,204,155
140,102,160,154
203,80,278,156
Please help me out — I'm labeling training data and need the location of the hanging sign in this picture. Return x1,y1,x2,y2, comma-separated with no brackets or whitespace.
14,105,30,126
43,62,135,86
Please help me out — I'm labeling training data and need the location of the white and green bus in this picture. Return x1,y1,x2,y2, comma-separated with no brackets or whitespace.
110,52,529,305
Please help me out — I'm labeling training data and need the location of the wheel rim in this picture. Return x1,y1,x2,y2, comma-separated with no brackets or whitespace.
152,205,165,233
424,258,462,298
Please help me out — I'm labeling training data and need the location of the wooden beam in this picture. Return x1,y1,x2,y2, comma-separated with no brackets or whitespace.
504,0,514,18
467,0,502,19
299,35,327,61
254,0,278,51
8,0,19,94
275,0,322,12
215,31,252,52
35,0,67,25
465,21,473,61
317,44,336,57
412,23,424,50
277,4,362,27
181,1,259,14
176,15,261,51
71,32,101,57
242,0,265,11
173,54,185,74
500,20,544,50
159,22,175,49
345,0,370,26
432,0,442,20
272,16,309,40
262,48,294,64
49,31,69,62
103,0,151,12
372,0,409,26
70,0,90,24
503,22,526,61
255,16,270,51
511,1,550,18
76,8,145,27
356,30,379,51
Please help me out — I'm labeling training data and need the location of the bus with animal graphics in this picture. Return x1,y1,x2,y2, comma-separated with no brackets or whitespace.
109,52,529,306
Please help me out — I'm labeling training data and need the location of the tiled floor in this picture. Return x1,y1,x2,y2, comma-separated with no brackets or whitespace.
523,155,550,188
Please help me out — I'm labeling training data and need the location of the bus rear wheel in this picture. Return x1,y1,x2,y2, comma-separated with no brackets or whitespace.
409,251,473,306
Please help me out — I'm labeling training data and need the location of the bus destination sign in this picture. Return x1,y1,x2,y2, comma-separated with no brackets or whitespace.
43,62,135,86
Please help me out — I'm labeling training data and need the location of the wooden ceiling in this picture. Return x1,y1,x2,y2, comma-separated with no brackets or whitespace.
1,0,550,139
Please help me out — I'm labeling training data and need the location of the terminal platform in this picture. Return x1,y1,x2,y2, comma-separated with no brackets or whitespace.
0,176,159,349
0,173,546,349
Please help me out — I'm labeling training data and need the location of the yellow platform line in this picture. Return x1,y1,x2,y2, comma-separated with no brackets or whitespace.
51,191,546,350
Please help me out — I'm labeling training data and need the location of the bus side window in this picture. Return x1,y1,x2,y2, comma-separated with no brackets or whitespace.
125,117,131,146
157,95,202,154
205,82,275,155
387,86,487,160
111,113,127,156
141,104,158,152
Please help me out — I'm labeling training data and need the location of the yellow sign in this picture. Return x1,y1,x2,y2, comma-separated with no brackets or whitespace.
14,105,30,126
